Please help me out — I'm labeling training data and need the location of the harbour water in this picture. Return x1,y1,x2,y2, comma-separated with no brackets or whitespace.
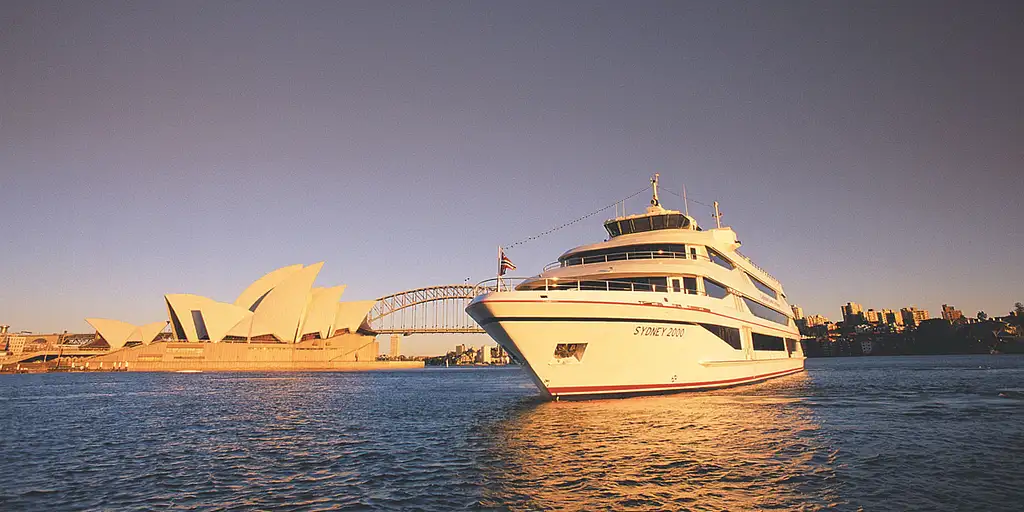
1,355,1021,510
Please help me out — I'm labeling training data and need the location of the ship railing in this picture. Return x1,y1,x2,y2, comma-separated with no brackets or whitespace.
473,276,708,295
734,250,779,283
543,250,713,271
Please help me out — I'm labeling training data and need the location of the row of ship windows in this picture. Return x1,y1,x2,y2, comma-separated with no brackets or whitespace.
553,332,799,362
560,244,781,300
700,323,799,352
518,276,791,326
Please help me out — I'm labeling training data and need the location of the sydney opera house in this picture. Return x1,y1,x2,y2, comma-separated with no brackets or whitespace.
83,263,420,371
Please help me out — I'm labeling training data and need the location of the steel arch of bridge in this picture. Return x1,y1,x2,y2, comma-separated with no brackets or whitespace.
368,284,495,334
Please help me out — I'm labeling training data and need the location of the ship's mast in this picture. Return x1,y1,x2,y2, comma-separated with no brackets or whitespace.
650,173,660,207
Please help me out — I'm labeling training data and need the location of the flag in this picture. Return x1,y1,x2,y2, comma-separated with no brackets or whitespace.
498,249,516,276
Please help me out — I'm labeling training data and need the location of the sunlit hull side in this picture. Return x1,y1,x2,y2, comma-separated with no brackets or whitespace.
467,291,805,400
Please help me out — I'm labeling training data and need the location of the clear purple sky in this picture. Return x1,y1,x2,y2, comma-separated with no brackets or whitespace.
2,1,1022,354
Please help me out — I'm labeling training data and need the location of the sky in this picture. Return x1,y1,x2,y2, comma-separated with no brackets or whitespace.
2,1,1022,355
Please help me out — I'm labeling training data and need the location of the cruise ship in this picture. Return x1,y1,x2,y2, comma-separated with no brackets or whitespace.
466,176,804,399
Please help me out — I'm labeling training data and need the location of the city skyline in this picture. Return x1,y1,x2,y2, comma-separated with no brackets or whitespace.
2,2,1022,356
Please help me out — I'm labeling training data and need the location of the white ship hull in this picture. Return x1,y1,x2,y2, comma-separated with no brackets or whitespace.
467,291,805,399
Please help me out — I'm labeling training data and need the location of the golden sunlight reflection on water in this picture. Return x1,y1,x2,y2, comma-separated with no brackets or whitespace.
483,373,842,510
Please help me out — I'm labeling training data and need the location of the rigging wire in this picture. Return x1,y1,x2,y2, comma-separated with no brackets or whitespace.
504,185,651,250
657,178,716,209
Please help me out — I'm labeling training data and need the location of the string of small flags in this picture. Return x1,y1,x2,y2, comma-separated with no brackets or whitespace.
504,185,651,250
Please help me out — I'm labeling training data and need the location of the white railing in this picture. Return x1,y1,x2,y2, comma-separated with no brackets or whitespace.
734,250,779,284
543,250,711,271
472,276,707,295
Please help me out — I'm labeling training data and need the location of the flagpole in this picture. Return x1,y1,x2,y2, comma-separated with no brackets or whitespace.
497,245,502,292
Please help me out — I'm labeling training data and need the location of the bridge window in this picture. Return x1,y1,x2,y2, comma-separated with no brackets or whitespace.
704,278,729,299
752,332,786,351
700,323,742,350
604,214,690,237
706,247,735,270
742,297,791,326
746,272,778,299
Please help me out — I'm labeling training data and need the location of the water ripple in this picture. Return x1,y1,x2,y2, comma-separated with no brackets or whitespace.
0,357,1022,510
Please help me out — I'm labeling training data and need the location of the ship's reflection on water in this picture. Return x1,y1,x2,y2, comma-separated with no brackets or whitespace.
483,373,842,510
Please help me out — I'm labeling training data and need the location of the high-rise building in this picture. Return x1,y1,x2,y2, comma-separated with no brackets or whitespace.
389,334,401,359
791,305,804,320
941,304,964,323
901,307,929,327
882,309,903,326
476,345,492,364
455,344,466,355
842,302,865,324
865,309,882,324
805,314,828,327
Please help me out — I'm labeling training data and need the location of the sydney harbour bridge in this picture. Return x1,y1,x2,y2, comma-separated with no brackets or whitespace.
366,283,497,335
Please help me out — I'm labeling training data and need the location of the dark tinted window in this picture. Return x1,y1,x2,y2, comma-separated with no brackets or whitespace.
700,323,742,350
752,332,786,351
560,244,689,265
707,247,734,270
604,214,689,237
683,277,698,293
742,297,791,326
746,273,778,299
704,278,729,299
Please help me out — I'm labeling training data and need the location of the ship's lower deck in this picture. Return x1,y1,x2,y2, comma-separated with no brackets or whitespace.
467,293,805,399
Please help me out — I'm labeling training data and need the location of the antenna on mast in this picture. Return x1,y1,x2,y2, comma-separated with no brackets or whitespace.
682,184,689,216
713,201,722,229
650,173,660,207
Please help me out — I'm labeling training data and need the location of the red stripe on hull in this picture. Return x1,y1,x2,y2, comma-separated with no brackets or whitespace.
546,366,804,396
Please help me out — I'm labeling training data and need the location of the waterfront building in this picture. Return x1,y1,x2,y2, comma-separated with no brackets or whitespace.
805,314,828,327
942,304,964,323
58,263,414,372
389,334,401,359
842,302,865,324
476,345,492,364
791,305,804,320
865,309,882,324
883,309,903,326
455,344,466,355
900,307,929,327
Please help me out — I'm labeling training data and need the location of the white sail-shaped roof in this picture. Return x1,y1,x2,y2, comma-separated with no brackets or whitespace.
233,264,304,312
332,300,376,335
300,285,347,339
248,262,324,343
85,318,138,351
165,294,252,343
136,321,169,344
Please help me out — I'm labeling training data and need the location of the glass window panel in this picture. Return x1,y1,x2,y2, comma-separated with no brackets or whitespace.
633,217,653,233
700,323,742,350
672,279,681,293
683,277,698,293
752,332,786,351
746,273,778,299
651,215,665,230
742,297,791,326
707,247,735,270
704,278,729,299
